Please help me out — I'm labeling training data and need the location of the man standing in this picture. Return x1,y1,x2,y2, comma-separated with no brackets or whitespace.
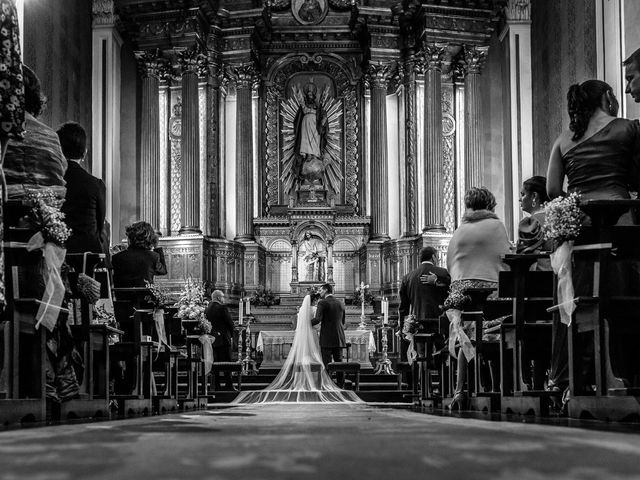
624,47,640,103
312,283,346,370
399,246,451,327
57,122,106,255
205,290,236,390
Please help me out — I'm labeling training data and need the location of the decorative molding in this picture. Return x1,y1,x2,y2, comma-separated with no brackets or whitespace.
441,84,456,233
422,43,447,71
135,50,169,79
178,44,209,77
92,0,117,27
226,62,259,90
460,45,489,76
365,61,397,90
505,0,531,22
403,54,418,235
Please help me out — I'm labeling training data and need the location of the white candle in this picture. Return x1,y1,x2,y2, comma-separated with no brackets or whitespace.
246,298,251,315
239,300,244,324
383,298,388,325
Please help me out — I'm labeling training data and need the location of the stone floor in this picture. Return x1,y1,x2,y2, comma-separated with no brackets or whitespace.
1,404,640,480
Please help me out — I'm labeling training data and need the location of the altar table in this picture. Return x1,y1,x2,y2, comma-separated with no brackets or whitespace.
256,330,376,367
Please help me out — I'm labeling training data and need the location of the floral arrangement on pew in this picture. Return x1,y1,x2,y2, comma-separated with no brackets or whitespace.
543,192,584,325
24,189,72,331
93,303,120,345
400,309,419,364
145,280,173,350
174,279,211,335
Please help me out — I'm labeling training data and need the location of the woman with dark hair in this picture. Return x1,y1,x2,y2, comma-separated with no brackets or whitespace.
547,80,640,200
517,176,553,269
3,65,67,199
445,187,512,409
112,221,167,288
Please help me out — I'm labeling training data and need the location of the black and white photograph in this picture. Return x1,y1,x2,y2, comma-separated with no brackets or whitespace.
2,0,640,479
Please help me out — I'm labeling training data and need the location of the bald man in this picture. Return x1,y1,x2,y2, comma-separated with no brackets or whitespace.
205,290,236,390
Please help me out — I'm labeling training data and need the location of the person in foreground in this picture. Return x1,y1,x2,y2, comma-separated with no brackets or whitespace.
232,290,361,404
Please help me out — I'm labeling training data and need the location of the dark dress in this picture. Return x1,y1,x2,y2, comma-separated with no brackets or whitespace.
62,161,106,255
562,118,640,200
111,247,167,288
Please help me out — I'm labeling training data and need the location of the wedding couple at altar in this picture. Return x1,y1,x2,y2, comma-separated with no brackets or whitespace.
233,284,361,404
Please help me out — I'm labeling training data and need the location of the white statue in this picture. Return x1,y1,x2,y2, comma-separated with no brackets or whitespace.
299,231,326,281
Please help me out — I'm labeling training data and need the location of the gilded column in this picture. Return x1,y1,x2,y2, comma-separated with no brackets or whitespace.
462,46,489,192
205,51,222,238
178,46,206,234
423,44,447,232
367,62,394,241
402,54,420,237
136,51,163,230
229,63,257,241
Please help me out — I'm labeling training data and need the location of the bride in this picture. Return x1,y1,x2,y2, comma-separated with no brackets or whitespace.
232,294,361,403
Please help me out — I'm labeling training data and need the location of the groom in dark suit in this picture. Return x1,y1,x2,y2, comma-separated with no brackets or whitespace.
312,283,346,368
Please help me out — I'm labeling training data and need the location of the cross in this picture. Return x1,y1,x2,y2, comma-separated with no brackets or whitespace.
357,282,369,293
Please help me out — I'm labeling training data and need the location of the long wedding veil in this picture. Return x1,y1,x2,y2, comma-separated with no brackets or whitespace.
233,295,362,403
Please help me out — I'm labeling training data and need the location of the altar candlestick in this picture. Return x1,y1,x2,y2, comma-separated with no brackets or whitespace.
246,298,251,315
239,299,244,324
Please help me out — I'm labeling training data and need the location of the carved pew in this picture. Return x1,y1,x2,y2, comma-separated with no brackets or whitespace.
499,254,555,416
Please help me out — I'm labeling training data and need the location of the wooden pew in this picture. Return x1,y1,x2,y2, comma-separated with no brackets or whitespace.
499,254,555,416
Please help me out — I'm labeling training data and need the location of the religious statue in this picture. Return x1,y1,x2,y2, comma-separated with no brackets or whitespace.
299,231,326,282
293,81,328,185
280,77,343,199
298,0,322,23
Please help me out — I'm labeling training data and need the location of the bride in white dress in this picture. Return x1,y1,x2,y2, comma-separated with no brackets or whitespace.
232,295,361,403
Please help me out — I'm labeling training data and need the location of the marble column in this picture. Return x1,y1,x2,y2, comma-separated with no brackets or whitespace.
178,47,205,234
367,62,394,241
402,54,420,237
423,44,447,232
205,57,222,238
136,51,163,230
462,46,489,193
230,63,256,242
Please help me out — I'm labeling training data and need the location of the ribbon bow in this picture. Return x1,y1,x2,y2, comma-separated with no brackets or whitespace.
446,309,476,362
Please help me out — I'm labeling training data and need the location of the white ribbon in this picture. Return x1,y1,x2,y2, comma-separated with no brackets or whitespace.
153,308,168,353
447,309,475,362
199,334,213,375
550,240,576,325
26,232,67,331
406,333,417,365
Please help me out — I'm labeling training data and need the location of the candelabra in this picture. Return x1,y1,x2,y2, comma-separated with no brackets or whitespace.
357,282,369,330
242,320,257,375
374,322,395,375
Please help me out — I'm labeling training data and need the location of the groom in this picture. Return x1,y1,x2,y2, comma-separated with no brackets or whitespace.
312,283,346,374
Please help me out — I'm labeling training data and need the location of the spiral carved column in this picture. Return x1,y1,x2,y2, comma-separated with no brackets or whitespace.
402,54,419,237
462,46,488,193
423,44,447,232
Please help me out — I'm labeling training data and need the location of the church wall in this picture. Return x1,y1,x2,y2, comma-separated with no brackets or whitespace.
23,0,92,155
480,33,507,228
625,2,640,120
531,0,597,177
118,42,141,244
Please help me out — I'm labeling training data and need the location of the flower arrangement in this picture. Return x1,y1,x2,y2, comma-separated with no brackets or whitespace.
543,192,583,243
352,287,375,306
144,280,172,308
175,279,211,334
402,313,419,339
27,189,71,246
250,285,280,307
197,316,212,335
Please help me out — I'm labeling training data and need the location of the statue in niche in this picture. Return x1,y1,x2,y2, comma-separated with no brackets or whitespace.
292,0,327,25
299,231,326,282
281,76,343,200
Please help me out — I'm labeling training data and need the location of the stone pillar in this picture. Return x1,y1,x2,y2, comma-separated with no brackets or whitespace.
327,242,334,283
91,0,121,240
502,0,532,238
178,46,206,234
367,62,394,241
291,243,299,283
423,44,447,232
402,54,420,237
136,51,163,230
229,63,257,242
205,54,222,238
461,46,489,193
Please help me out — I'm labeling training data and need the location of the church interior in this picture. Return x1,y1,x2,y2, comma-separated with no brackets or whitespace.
2,0,640,477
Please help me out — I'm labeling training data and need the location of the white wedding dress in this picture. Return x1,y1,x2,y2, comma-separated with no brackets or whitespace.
232,295,362,404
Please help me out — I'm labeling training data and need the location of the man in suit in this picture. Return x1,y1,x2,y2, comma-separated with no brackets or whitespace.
57,122,106,255
312,283,346,383
624,47,640,103
205,290,236,390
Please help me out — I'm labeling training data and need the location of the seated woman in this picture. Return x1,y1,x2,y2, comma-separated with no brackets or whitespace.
112,221,167,288
517,176,552,270
445,187,511,409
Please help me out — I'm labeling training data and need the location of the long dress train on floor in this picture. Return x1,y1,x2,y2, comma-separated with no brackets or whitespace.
232,295,361,404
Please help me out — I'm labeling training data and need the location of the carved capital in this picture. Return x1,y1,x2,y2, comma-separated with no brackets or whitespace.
459,45,489,76
422,43,447,71
177,44,209,77
505,0,531,22
366,61,396,90
135,50,169,80
92,0,117,27
226,62,259,90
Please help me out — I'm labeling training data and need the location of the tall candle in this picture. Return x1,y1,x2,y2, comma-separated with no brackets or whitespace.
239,300,244,324
246,298,251,315
383,298,388,325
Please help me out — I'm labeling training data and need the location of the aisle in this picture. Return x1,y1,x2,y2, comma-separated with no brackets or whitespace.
1,404,640,480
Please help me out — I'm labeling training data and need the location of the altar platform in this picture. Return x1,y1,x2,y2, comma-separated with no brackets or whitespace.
256,330,376,367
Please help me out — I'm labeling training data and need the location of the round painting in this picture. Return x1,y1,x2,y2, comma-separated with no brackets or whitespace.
292,0,328,25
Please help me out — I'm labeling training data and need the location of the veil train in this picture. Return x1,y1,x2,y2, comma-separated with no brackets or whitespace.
232,295,362,404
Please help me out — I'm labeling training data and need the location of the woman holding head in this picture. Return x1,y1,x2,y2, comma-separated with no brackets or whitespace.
547,80,640,201
112,221,167,288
